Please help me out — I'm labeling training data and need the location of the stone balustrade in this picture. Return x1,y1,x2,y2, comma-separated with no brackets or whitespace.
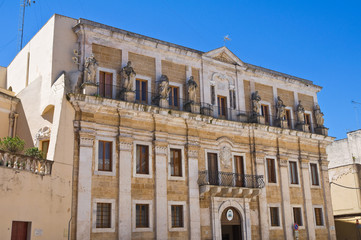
0,150,53,175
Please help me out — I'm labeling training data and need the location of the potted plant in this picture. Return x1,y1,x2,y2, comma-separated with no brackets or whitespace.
0,136,25,154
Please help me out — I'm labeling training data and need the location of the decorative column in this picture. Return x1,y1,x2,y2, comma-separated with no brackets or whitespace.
278,154,293,239
319,157,337,240
244,199,252,240
118,139,133,240
254,152,269,240
187,145,201,239
76,132,94,240
154,142,168,240
300,157,316,240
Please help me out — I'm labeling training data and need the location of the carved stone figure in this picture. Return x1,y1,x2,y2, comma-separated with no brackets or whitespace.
158,75,170,100
120,61,136,92
251,91,261,115
296,101,305,123
276,96,286,120
84,54,97,83
314,104,324,127
187,76,198,103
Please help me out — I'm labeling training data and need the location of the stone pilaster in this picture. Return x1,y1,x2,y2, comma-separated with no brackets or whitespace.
319,158,336,240
254,152,269,240
300,158,315,240
154,142,168,240
278,154,293,239
187,146,201,239
76,132,94,240
118,139,133,240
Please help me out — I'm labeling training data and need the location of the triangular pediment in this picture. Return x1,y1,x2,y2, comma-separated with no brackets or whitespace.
203,46,244,66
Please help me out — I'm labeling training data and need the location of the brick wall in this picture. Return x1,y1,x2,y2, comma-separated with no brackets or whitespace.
128,52,156,93
192,68,201,103
243,80,251,112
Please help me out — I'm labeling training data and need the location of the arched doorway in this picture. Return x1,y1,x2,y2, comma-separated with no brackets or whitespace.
221,207,243,240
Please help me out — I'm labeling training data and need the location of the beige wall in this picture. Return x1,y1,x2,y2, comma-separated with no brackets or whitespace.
0,66,6,89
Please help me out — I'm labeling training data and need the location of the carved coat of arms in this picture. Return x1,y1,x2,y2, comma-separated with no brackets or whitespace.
220,146,231,168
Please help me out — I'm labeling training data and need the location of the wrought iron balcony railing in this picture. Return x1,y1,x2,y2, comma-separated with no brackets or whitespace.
198,170,265,189
90,84,324,135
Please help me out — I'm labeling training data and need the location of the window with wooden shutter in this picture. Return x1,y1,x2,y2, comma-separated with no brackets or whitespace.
314,207,324,226
289,161,299,184
266,158,276,183
135,79,148,104
99,71,113,98
136,145,149,174
98,141,112,171
293,207,303,226
136,204,149,228
170,148,182,177
171,205,184,228
270,207,280,226
261,104,270,124
96,203,111,228
310,163,319,186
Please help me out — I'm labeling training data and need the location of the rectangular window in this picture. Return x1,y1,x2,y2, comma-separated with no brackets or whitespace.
217,95,227,119
41,140,50,159
99,71,113,98
261,104,270,124
289,161,299,184
96,203,111,228
293,207,303,226
266,158,276,183
170,148,182,177
135,79,148,104
314,208,324,226
169,86,179,109
136,204,149,228
207,153,219,185
171,205,184,228
285,109,291,128
98,141,112,171
304,113,311,132
310,163,319,186
234,156,245,187
270,207,280,226
136,145,149,174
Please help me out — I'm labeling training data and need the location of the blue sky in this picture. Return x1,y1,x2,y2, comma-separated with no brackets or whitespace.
1,0,360,139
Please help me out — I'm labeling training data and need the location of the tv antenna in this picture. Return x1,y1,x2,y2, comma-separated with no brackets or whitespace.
18,0,35,51
351,100,361,129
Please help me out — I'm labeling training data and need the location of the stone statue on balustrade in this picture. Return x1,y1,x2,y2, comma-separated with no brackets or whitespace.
184,76,200,113
154,75,170,108
276,96,286,120
84,54,97,83
251,91,262,123
296,101,305,124
120,61,136,92
187,76,198,103
276,96,288,128
119,61,136,101
314,104,324,127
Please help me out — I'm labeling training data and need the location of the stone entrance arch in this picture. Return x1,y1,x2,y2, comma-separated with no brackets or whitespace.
211,198,251,240
221,207,242,240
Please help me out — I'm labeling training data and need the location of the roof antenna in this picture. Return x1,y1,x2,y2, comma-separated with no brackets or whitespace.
18,0,35,51
351,100,361,129
224,35,231,46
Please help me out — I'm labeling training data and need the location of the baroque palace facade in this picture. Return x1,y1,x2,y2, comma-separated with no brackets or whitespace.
2,14,335,240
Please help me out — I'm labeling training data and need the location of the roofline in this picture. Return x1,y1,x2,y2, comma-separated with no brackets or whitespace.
75,17,319,88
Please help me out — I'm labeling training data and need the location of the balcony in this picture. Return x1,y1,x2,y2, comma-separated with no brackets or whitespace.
0,150,53,175
197,170,264,198
83,84,327,135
